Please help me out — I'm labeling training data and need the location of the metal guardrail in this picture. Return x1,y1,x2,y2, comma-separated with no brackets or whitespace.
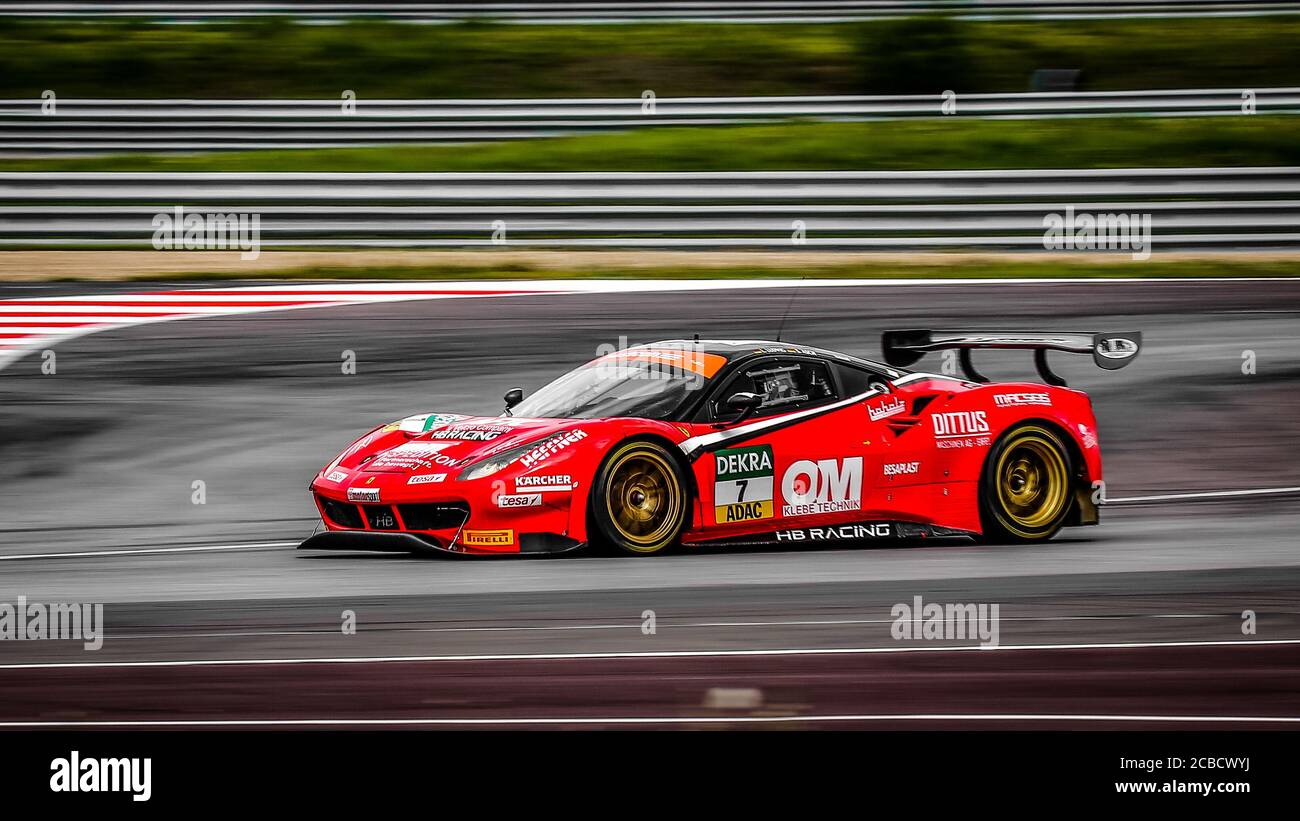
1,168,1297,250
3,1,1299,23
3,90,1297,153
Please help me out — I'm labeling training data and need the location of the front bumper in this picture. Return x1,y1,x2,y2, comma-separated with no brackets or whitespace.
298,528,584,556
307,486,583,555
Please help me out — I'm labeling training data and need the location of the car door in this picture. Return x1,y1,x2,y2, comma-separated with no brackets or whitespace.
694,355,895,539
837,362,935,524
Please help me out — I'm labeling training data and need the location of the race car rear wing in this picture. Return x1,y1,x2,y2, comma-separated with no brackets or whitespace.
881,329,1141,387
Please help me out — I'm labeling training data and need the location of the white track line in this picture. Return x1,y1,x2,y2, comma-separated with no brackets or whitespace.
0,541,296,561
107,613,1239,642
1,637,1294,671
1107,486,1300,503
0,714,1296,728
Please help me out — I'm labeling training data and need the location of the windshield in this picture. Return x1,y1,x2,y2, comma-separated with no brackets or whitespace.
510,349,725,420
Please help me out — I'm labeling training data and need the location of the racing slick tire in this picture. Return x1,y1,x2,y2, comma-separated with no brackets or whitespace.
978,423,1074,544
590,439,689,556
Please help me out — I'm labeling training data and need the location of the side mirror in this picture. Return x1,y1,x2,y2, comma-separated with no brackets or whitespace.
504,387,524,411
723,391,763,425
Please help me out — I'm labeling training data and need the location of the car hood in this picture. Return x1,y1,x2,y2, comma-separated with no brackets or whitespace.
349,412,586,475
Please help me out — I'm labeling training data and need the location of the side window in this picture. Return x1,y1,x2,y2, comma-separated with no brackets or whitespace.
833,362,893,397
713,358,838,420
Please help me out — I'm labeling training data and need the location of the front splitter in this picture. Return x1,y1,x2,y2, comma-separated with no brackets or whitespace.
298,530,449,554
298,530,586,556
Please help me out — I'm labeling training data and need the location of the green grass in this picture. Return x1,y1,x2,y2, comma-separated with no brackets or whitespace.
5,116,1296,173
116,258,1300,284
1,16,1298,99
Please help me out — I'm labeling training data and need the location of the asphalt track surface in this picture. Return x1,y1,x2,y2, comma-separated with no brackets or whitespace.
0,278,1298,728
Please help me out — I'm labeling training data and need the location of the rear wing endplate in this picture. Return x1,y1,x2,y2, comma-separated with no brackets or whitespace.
881,329,1141,387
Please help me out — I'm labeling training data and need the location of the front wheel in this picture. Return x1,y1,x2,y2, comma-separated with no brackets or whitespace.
978,423,1073,544
589,440,688,556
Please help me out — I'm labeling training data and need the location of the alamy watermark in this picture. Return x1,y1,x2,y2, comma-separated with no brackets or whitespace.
592,336,710,390
152,205,261,260
1043,206,1152,261
0,596,103,650
891,595,1000,648
50,751,150,802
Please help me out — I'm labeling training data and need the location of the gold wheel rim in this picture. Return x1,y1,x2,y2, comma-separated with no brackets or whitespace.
995,430,1068,533
605,448,682,552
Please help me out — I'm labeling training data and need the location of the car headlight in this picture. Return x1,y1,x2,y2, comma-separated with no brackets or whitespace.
456,440,539,482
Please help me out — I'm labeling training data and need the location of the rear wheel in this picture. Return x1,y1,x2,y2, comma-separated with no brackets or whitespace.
590,440,688,556
979,423,1073,544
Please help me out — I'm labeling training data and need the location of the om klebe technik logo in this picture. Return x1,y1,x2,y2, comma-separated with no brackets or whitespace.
713,444,775,524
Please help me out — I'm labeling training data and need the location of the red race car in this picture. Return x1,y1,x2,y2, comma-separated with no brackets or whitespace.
301,330,1140,557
